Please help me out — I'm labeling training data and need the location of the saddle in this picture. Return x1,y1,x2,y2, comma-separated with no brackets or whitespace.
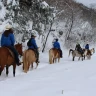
4,47,15,58
28,48,37,58
52,48,62,57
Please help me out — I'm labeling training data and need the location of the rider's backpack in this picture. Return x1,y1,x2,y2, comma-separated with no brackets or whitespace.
27,38,32,46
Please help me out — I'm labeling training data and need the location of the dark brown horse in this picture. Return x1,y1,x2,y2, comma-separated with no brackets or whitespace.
0,43,22,77
49,48,60,64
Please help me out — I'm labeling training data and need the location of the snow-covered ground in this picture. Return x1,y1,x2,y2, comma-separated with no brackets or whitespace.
0,49,96,96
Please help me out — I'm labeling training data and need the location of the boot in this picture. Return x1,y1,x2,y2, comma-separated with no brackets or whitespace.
16,62,21,66
36,58,40,63
60,55,63,58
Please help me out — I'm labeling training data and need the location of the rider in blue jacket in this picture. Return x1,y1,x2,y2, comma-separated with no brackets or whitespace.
85,44,89,50
53,38,63,58
1,25,21,66
27,33,39,63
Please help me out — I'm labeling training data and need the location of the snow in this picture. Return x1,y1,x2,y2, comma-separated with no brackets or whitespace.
0,1,96,96
0,2,5,19
0,49,96,96
40,1,49,9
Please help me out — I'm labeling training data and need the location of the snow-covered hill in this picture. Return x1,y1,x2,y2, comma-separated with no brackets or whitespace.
0,49,96,96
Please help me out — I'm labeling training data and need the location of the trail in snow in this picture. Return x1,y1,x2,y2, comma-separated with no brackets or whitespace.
0,50,96,96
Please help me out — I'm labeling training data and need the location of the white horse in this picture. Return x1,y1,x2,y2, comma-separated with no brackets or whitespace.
69,49,84,61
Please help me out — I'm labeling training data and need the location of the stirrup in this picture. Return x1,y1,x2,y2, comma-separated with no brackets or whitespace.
36,59,40,63
17,62,21,66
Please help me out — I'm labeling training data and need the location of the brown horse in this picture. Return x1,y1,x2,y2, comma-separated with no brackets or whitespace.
83,49,92,60
23,49,38,73
49,48,60,64
0,43,22,77
90,48,95,54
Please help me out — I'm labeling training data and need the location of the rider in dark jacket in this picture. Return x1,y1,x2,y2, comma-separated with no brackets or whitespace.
27,33,39,63
53,38,63,58
75,43,83,55
1,25,21,66
85,44,89,50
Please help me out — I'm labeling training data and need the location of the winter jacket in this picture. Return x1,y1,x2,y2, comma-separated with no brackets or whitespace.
85,44,89,50
75,44,81,50
1,33,15,47
53,41,61,49
28,38,38,49
75,44,83,53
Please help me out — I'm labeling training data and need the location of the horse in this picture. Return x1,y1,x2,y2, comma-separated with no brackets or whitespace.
0,43,22,77
69,49,84,61
83,49,92,60
90,48,95,54
49,48,60,64
23,49,39,73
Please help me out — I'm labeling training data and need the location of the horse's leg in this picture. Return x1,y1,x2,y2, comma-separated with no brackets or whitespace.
35,62,38,69
58,58,60,62
28,63,30,71
54,58,56,63
6,66,9,76
55,58,57,63
78,57,80,60
0,66,4,76
23,64,24,70
13,64,16,77
53,58,54,63
84,55,85,60
31,63,33,69
73,56,75,61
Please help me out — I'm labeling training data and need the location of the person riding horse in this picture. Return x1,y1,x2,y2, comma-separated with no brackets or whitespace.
27,33,39,63
75,43,83,56
85,44,92,56
85,44,89,50
53,38,63,58
1,24,21,66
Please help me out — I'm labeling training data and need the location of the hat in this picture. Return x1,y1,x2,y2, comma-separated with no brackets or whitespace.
31,33,37,37
5,25,12,30
55,38,58,41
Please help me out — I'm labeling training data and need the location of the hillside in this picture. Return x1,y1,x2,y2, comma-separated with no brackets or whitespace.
43,0,96,48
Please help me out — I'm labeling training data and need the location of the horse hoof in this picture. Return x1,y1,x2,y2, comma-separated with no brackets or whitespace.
24,70,27,73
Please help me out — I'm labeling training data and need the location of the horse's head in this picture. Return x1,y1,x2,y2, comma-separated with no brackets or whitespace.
15,43,23,56
92,48,95,54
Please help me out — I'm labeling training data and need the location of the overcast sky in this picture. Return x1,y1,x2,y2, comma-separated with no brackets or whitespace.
75,0,96,7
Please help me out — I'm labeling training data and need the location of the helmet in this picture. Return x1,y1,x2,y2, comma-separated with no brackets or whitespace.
5,24,12,30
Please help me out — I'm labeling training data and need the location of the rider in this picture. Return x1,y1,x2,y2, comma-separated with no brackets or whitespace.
85,44,89,50
53,38,63,58
1,24,21,66
27,33,39,63
75,43,83,55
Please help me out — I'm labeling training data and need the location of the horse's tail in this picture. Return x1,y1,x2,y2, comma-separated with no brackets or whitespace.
23,50,28,73
49,49,53,64
69,49,73,57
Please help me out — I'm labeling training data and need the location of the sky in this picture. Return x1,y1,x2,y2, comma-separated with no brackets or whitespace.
75,0,96,7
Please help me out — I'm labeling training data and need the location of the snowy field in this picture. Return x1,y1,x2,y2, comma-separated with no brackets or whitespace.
0,49,96,96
